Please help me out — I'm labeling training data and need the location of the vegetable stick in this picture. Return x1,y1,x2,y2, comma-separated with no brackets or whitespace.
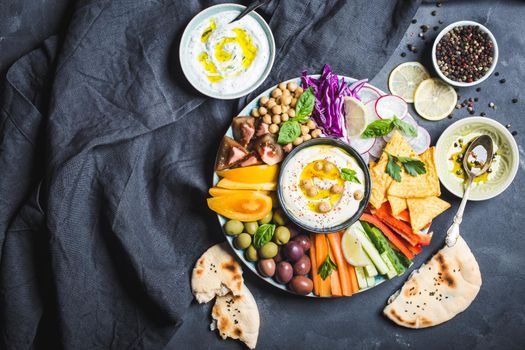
309,234,320,296
328,247,342,296
395,209,411,223
327,232,352,296
360,213,414,260
406,242,422,255
346,263,359,293
375,203,420,245
315,234,332,297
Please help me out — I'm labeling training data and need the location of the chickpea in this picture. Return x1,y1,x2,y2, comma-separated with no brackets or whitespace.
287,82,298,92
282,89,291,97
324,162,335,172
288,108,296,118
267,99,276,109
354,190,364,201
271,105,282,115
272,114,281,124
283,96,292,106
281,105,289,113
281,113,289,122
301,179,313,190
251,108,260,117
303,134,312,141
275,96,282,105
295,87,304,97
269,123,279,134
258,106,267,115
278,82,287,90
262,115,272,124
306,187,319,197
307,120,316,130
292,136,304,146
301,125,309,136
330,184,344,194
311,129,322,138
271,88,282,98
318,201,332,213
260,96,269,106
291,98,297,107
314,161,323,171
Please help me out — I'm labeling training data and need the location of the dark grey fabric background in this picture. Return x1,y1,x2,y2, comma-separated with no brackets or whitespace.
0,1,524,350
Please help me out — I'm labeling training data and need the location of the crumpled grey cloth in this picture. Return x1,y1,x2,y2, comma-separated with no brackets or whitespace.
0,0,419,348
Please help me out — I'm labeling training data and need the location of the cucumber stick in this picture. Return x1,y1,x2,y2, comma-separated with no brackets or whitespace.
364,264,378,277
361,221,406,275
366,275,376,288
346,222,390,275
355,266,368,289
381,252,398,279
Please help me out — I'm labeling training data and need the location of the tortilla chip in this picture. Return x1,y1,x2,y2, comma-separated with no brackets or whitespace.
387,147,440,198
407,196,451,232
388,196,407,216
384,131,416,157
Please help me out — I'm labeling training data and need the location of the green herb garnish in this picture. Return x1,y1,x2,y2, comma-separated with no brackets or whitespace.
293,86,315,122
253,224,276,249
361,116,417,138
341,168,361,184
385,152,426,182
277,121,302,144
319,254,337,280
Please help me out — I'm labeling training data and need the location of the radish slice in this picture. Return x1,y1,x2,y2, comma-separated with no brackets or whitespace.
409,126,431,154
363,83,384,96
364,100,380,123
360,151,370,165
375,95,408,120
357,86,381,104
382,113,419,143
349,136,374,154
369,137,387,159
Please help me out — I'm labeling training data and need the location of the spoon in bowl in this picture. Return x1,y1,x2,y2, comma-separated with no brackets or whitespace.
445,135,494,247
229,0,271,24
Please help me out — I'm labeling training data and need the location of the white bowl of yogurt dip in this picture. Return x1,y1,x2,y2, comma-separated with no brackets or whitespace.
277,138,371,233
179,3,275,99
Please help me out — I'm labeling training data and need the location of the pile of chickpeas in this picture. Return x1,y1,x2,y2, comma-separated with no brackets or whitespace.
251,82,323,147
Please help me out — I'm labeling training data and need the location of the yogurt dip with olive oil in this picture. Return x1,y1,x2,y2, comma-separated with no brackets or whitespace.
448,133,500,184
280,145,366,230
187,11,270,95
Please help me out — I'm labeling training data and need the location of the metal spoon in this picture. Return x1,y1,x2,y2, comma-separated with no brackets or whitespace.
445,135,494,247
229,0,271,24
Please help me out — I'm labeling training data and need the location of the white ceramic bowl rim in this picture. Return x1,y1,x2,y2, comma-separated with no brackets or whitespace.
432,20,499,87
435,116,519,201
179,3,276,100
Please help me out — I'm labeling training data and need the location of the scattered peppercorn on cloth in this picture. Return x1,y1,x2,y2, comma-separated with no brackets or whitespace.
0,0,419,348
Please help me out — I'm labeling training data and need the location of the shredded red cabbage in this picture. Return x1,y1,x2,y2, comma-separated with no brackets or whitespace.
301,65,367,141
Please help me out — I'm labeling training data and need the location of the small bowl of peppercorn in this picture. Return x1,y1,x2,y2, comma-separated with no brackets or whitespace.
432,20,498,87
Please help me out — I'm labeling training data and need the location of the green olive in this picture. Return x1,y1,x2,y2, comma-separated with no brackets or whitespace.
244,221,259,235
245,245,258,262
273,226,291,245
224,220,244,235
258,211,273,225
259,242,279,259
234,233,252,250
273,209,289,226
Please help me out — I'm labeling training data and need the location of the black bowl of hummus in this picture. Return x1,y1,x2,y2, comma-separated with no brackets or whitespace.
277,138,371,234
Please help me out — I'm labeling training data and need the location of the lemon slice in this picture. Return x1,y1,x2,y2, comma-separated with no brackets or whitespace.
414,78,458,121
344,96,367,137
388,62,430,103
342,225,373,267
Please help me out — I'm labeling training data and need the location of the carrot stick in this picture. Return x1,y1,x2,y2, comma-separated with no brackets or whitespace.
375,203,420,245
328,246,342,296
360,213,414,260
315,234,331,297
309,234,320,296
395,209,411,223
406,243,422,255
346,263,359,293
327,232,352,296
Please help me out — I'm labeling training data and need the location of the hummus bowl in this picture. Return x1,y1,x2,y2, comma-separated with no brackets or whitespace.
277,138,371,233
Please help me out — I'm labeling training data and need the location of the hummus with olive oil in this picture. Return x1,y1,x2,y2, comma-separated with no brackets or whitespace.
280,145,366,230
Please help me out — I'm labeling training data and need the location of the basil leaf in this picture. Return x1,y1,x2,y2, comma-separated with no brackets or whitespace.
361,119,395,138
397,156,427,176
253,224,275,249
385,152,402,182
294,87,315,120
393,116,418,137
277,121,301,144
319,254,337,280
341,168,361,184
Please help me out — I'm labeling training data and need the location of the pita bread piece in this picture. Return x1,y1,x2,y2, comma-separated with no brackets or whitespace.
384,236,481,328
407,196,451,232
211,284,260,349
191,242,243,304
387,147,440,198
